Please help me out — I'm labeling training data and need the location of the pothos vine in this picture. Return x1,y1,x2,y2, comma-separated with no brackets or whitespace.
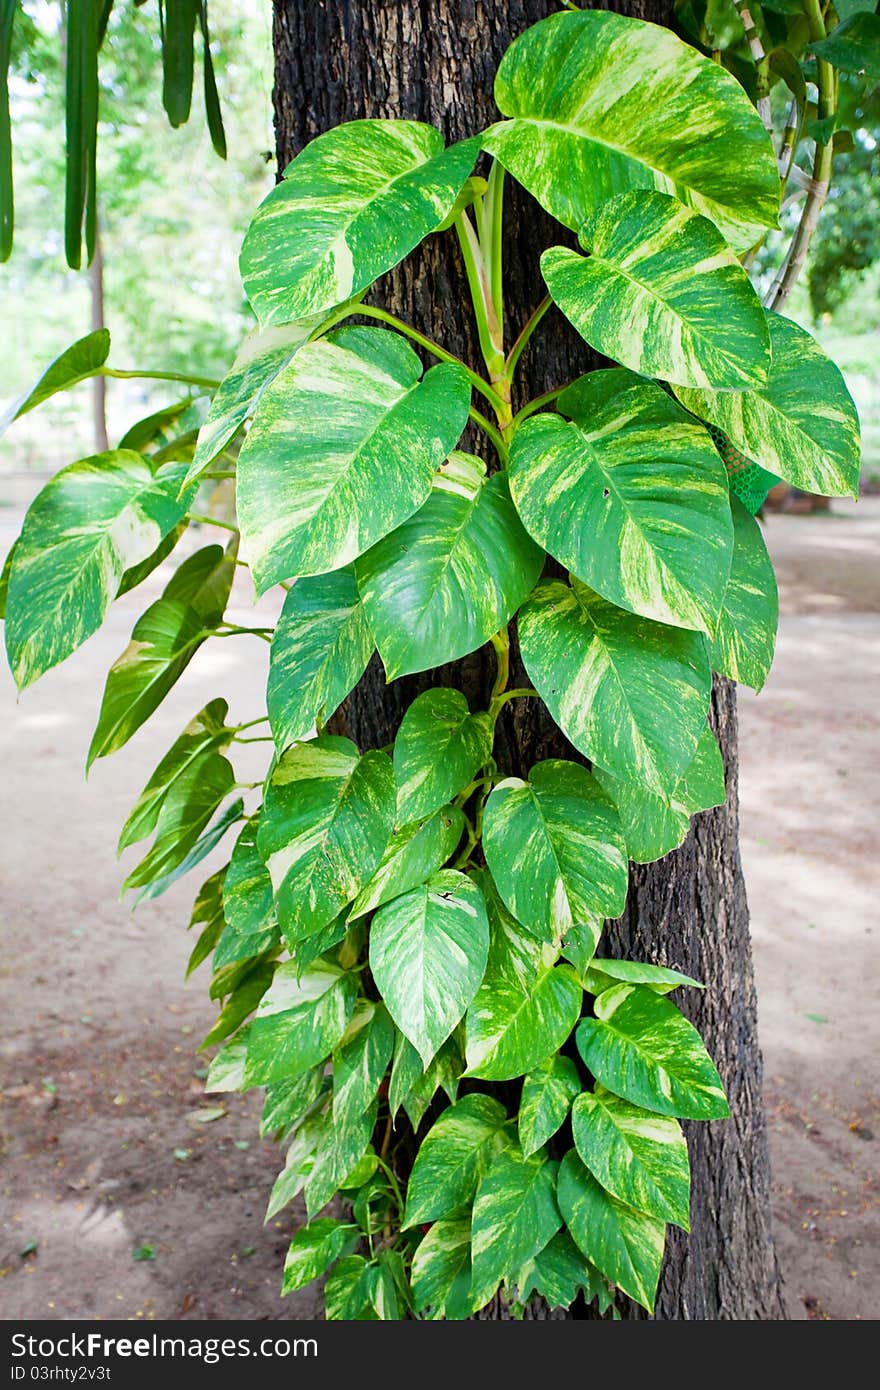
1,6,866,1319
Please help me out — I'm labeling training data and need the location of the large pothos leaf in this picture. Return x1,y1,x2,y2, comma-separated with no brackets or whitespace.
594,724,726,865
118,698,230,851
241,119,478,324
482,759,629,940
465,963,584,1082
470,1148,562,1310
675,314,861,498
411,1219,473,1320
122,751,236,892
542,192,770,389
0,328,110,436
257,736,396,945
572,1090,690,1230
518,577,711,795
216,821,280,968
238,326,470,591
710,497,777,691
519,1055,581,1158
393,688,493,824
5,452,194,689
356,452,544,680
509,371,732,636
402,1093,512,1228
482,9,779,251
87,542,237,767
369,869,490,1067
576,983,729,1120
267,569,373,752
557,1150,665,1312
348,805,465,919
245,960,358,1086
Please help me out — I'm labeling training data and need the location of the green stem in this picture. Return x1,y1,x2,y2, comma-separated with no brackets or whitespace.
511,388,562,429
202,470,237,481
375,1156,406,1218
455,211,506,385
234,735,274,745
233,716,270,732
482,160,505,339
506,296,552,380
216,625,272,642
355,303,505,412
187,512,238,533
490,687,538,717
489,628,510,704
469,406,508,463
101,367,219,390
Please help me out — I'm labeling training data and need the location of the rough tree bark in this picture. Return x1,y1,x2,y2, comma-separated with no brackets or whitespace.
272,0,787,1319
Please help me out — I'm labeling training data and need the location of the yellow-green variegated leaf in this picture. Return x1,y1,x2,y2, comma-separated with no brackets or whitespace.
572,1091,690,1229
470,1148,562,1311
482,10,779,252
542,193,770,389
389,1032,462,1132
393,688,494,824
576,983,729,1120
238,326,470,591
256,736,396,946
347,805,465,920
519,1055,581,1158
122,751,236,893
118,698,231,851
267,569,374,752
464,963,583,1082
87,543,237,767
710,497,778,691
513,1231,612,1313
402,1093,513,1228
509,371,732,635
245,960,358,1086
584,959,704,996
0,328,110,437
557,1149,665,1312
356,452,544,680
216,821,280,969
675,314,861,498
593,724,726,864
241,120,479,325
518,578,711,796
369,870,490,1067
281,1218,360,1297
411,1219,473,1321
483,760,628,940
5,452,194,689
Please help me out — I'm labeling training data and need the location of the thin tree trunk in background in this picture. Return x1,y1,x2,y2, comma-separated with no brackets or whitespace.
90,221,108,452
272,0,787,1319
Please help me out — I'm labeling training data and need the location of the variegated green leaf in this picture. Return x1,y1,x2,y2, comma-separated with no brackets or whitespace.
675,314,860,498
710,497,777,691
482,10,779,251
305,1104,377,1219
572,1090,690,1229
465,964,583,1082
369,870,489,1067
513,1230,613,1313
483,760,629,940
811,12,880,79
394,688,494,824
518,577,711,795
557,1149,665,1312
87,543,237,767
118,698,230,851
576,983,729,1119
138,798,242,905
542,192,770,389
260,1068,326,1141
356,452,544,679
240,120,478,325
402,1093,512,1228
122,751,236,892
509,371,732,635
519,1055,581,1158
0,328,110,436
238,326,470,591
5,452,194,689
348,805,465,920
205,1028,249,1093
268,569,373,752
470,1148,561,1310
216,821,279,968
324,1255,375,1321
186,867,227,977
201,960,275,1050
389,1032,462,1131
282,1218,360,1297
478,866,546,980
332,1003,396,1127
561,917,604,979
245,960,358,1086
266,1109,329,1219
584,959,704,996
411,1219,473,1320
594,724,725,865
294,913,349,977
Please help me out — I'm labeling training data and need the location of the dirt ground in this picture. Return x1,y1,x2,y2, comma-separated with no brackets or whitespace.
0,490,876,1323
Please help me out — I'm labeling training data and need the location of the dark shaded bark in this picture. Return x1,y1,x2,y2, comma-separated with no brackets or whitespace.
272,0,786,1319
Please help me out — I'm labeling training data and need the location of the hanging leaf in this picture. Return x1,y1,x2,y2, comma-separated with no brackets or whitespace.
305,1109,377,1219
257,736,396,945
572,1090,690,1230
478,866,547,979
465,963,583,1082
0,0,16,262
519,1055,581,1158
370,870,490,1066
161,0,197,128
245,960,358,1086
470,1148,561,1310
402,1094,512,1228
509,371,732,635
5,453,193,690
241,120,479,324
518,577,711,795
333,1004,396,1127
584,959,704,996
266,1110,329,1219
267,569,373,752
260,1067,326,1141
576,983,729,1120
675,314,861,498
593,724,726,865
483,9,779,251
205,1028,249,1093
118,699,230,851
393,688,493,824
116,521,187,600
542,193,770,389
294,914,348,977
811,13,880,79
65,0,99,268
135,797,242,904
0,330,111,437
282,1219,359,1297
123,751,235,892
186,867,227,977
482,760,629,939
238,326,470,591
561,917,604,980
348,806,465,920
513,1231,612,1313
557,1150,665,1312
87,542,236,766
411,1220,473,1320
200,959,275,1049
389,1032,463,1131
216,822,280,968
356,453,544,679
709,497,778,691
198,0,227,158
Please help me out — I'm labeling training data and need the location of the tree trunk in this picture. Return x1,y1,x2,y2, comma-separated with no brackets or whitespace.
272,0,787,1320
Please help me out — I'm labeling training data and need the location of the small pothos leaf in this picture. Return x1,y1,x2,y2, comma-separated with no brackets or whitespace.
811,12,880,79
281,1218,360,1297
245,960,358,1087
393,688,493,824
557,1149,665,1313
402,1093,512,1228
0,328,110,437
519,1055,581,1158
389,1032,463,1132
411,1219,473,1320
572,1090,691,1230
216,821,280,969
186,867,227,977
584,958,704,997
464,963,584,1082
135,797,242,904
347,805,465,920
470,1147,562,1311
513,1230,612,1313
122,751,236,892
709,497,778,692
118,698,230,851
